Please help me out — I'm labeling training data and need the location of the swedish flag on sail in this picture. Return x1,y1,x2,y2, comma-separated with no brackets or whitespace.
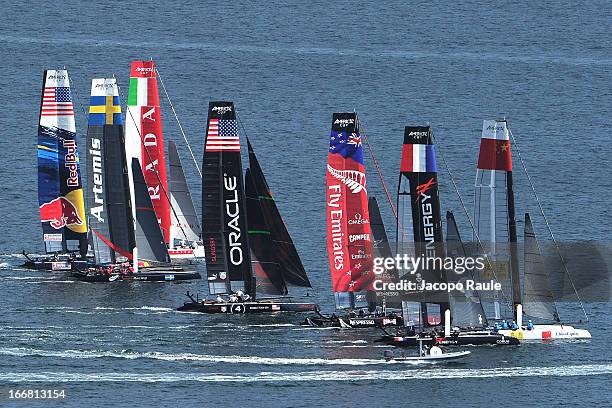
88,78,123,126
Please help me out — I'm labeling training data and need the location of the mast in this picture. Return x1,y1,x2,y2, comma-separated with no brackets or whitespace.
168,140,202,245
397,126,448,326
247,138,311,288
86,78,135,263
202,102,253,295
474,120,517,318
326,112,374,310
37,70,87,256
125,60,171,244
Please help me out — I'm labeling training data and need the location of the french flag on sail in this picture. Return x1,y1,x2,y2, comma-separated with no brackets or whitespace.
477,120,512,171
400,144,437,173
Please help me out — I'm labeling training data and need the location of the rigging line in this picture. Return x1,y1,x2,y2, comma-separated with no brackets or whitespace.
431,130,513,312
507,126,588,322
356,114,413,248
67,75,89,119
357,115,399,222
235,109,251,148
118,83,191,243
155,67,202,178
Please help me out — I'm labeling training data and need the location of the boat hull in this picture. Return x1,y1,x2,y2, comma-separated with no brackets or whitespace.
302,315,403,328
22,258,89,271
499,324,591,340
384,350,471,362
21,252,92,271
177,300,318,314
168,244,205,260
378,331,520,347
72,265,201,282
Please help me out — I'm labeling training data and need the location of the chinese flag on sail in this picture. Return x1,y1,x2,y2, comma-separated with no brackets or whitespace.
477,120,512,171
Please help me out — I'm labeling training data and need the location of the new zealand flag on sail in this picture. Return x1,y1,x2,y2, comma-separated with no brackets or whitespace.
329,131,364,165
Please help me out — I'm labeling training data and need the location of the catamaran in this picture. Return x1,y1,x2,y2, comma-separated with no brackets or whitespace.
303,112,403,328
476,120,591,340
177,102,316,313
377,125,519,347
23,69,91,271
72,78,200,283
125,60,204,261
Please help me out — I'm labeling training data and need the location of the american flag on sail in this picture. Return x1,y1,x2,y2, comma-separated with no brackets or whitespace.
41,87,74,117
205,119,240,152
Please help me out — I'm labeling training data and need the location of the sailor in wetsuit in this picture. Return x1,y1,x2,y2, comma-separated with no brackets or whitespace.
510,321,518,330
501,320,509,329
527,320,534,330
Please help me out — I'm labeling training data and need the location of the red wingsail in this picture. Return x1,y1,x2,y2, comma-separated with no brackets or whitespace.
326,113,374,303
126,60,171,244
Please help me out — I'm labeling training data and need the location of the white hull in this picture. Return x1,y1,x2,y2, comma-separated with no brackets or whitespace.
499,324,591,341
385,350,471,362
168,244,205,260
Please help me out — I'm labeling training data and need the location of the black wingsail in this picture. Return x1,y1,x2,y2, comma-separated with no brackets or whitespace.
132,158,171,264
397,126,448,326
86,78,135,264
446,211,487,328
246,168,288,295
247,139,311,288
202,102,253,295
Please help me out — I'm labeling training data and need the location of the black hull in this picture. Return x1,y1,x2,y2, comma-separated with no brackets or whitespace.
72,266,201,282
21,254,90,271
378,331,520,347
302,315,403,328
177,300,318,314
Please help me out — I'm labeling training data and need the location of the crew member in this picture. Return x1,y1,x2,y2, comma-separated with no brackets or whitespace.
527,320,534,330
501,320,509,329
510,320,518,330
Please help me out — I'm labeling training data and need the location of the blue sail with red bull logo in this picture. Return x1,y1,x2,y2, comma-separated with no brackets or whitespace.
326,113,374,310
37,70,87,255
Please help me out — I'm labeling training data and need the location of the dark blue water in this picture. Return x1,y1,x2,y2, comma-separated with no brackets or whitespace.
1,1,611,406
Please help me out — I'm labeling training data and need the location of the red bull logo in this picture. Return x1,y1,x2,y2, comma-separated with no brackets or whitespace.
415,178,436,202
63,139,80,187
40,197,83,229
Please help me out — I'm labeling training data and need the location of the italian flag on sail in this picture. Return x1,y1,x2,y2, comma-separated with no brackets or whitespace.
125,60,171,244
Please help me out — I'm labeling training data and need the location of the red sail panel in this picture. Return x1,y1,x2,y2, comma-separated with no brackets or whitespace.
326,113,374,294
126,60,170,243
